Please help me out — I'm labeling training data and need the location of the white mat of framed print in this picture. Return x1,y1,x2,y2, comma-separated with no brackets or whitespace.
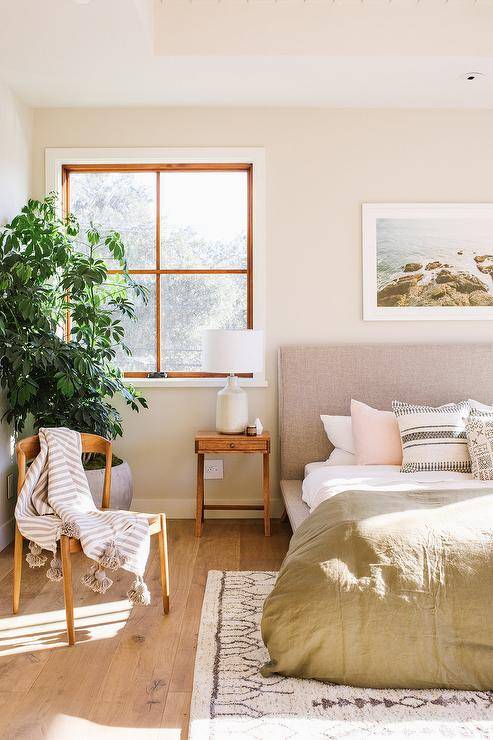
363,203,493,321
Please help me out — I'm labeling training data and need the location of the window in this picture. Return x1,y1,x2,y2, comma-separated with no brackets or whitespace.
63,164,252,378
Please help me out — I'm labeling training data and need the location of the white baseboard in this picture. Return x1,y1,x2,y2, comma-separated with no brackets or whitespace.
0,517,14,551
131,497,283,519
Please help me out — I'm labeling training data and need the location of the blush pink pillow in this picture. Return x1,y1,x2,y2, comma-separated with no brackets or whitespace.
350,399,402,466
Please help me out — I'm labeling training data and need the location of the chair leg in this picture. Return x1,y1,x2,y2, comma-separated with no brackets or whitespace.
158,513,170,615
13,525,23,614
60,535,75,646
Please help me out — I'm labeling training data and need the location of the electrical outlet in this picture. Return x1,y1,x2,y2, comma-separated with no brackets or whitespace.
7,472,16,500
204,459,223,480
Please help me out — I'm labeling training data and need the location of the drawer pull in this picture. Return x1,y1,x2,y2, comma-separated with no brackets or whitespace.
229,442,235,448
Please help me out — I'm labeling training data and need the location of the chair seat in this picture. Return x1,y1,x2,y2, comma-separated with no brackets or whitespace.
67,512,162,552
145,513,162,535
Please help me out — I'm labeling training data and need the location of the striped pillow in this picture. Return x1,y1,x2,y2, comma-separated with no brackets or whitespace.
392,400,471,473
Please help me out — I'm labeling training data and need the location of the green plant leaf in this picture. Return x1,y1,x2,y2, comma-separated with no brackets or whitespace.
0,193,148,438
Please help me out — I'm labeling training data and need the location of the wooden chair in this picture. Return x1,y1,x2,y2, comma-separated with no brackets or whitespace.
13,432,169,646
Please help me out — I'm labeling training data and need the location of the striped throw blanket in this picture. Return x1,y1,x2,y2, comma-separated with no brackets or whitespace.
15,427,151,604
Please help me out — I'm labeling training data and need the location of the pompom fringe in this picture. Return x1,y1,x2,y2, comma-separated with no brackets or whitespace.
81,564,97,589
46,546,63,582
100,540,127,571
61,520,80,538
127,576,151,606
81,564,113,594
26,541,47,568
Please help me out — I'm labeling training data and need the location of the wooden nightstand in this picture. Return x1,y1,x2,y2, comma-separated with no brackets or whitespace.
194,431,271,538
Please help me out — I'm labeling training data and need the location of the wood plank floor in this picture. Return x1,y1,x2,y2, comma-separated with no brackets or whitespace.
0,519,291,739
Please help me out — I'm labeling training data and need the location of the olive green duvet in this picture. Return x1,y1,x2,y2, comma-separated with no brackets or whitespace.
261,488,493,689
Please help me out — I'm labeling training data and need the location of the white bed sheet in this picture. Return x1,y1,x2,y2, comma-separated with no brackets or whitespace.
302,464,491,512
303,461,329,478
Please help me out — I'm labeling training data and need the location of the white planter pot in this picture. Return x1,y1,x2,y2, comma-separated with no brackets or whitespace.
85,459,133,511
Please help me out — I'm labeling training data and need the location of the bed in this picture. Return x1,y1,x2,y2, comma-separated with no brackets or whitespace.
278,343,493,528
264,343,493,689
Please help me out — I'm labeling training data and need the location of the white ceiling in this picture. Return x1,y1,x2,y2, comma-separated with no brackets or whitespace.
0,0,492,108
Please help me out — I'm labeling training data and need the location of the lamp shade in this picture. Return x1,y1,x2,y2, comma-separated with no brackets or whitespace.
202,329,264,374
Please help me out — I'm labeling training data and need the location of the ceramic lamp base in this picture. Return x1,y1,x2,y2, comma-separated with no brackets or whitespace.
216,375,248,434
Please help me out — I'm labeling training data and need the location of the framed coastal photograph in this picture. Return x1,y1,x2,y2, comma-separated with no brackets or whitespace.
362,203,493,321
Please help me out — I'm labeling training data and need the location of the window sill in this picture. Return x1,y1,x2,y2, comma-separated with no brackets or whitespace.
123,377,268,389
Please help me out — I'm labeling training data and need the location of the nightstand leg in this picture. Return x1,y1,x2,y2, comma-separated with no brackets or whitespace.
263,452,270,537
196,453,204,537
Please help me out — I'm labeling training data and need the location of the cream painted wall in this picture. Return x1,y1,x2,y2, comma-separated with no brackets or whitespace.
0,82,32,548
31,107,493,516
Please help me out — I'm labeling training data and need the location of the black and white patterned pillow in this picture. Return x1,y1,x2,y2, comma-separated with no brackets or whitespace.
466,412,493,480
392,400,471,473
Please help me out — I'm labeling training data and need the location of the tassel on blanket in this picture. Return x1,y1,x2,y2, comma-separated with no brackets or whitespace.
100,541,127,571
82,564,113,595
61,520,80,538
127,576,151,606
46,545,63,582
26,541,47,568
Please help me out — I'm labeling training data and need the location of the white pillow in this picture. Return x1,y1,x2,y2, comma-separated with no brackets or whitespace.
469,399,493,413
326,447,357,465
320,415,354,453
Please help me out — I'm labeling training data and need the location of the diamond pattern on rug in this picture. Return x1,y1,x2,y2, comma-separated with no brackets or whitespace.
189,570,493,739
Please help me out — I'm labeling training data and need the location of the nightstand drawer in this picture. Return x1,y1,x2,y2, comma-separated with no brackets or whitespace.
196,438,268,453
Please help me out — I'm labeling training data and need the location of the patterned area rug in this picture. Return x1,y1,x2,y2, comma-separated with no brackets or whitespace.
189,571,493,740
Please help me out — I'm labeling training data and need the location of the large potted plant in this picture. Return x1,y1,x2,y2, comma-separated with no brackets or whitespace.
0,193,148,508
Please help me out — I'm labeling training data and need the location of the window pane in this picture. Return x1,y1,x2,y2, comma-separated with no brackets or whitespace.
160,275,247,372
70,172,156,269
114,275,156,372
160,171,247,269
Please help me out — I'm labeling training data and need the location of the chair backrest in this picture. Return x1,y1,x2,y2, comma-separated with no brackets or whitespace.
16,432,113,509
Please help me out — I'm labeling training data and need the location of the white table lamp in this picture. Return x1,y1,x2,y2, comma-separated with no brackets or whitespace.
202,329,264,434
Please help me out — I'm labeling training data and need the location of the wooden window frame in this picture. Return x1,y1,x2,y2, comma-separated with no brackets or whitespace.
62,163,253,378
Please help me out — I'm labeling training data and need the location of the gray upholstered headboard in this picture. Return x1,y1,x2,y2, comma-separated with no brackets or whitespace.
279,343,493,480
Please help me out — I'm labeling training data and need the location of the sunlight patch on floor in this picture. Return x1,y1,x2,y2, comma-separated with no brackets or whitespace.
0,600,132,655
48,715,181,739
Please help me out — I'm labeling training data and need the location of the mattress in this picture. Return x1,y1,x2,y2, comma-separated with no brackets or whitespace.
303,460,328,478
287,463,481,531
302,463,483,513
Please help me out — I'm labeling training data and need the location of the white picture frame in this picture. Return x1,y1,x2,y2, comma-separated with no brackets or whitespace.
362,203,493,321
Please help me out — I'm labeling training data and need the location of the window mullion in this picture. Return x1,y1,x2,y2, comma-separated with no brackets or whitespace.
247,163,253,329
156,171,161,373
